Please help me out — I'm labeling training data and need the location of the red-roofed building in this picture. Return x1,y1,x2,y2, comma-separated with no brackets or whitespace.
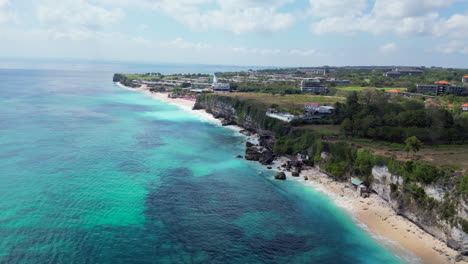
388,89,403,93
462,103,468,111
432,103,441,107
417,81,466,96
305,102,322,112
446,104,454,108
424,98,434,102
463,76,468,83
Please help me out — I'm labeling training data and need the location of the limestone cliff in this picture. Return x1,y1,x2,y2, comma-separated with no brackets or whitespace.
372,166,467,254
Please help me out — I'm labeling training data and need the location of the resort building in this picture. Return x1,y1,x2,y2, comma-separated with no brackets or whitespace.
462,103,468,112
384,68,423,78
212,83,231,93
463,76,468,84
416,81,466,96
301,78,328,94
305,103,335,114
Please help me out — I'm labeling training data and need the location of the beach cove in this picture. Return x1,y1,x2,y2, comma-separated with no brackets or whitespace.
126,84,464,264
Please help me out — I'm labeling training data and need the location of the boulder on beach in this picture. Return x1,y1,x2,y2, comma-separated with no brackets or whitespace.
274,172,286,180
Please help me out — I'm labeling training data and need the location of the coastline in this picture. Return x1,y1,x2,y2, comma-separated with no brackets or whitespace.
118,83,464,264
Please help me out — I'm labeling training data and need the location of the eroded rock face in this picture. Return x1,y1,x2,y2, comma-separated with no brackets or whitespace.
275,172,286,180
258,130,276,151
371,165,467,254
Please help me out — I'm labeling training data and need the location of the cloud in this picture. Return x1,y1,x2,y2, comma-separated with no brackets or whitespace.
36,0,124,31
97,0,295,34
310,0,468,39
308,0,367,17
0,0,16,25
379,42,398,53
433,40,468,54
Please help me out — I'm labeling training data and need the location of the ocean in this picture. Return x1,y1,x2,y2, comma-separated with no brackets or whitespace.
0,61,404,263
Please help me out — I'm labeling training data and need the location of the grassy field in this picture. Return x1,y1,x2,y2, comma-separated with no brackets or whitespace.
344,138,468,172
220,93,345,109
336,86,408,91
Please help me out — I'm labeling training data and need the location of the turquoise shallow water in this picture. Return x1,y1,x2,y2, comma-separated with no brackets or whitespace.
0,66,404,263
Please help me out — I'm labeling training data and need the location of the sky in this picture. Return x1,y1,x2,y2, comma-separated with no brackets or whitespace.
0,0,467,67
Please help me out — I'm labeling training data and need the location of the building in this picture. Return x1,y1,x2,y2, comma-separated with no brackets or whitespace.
305,103,334,114
384,68,423,78
301,78,328,94
327,78,350,85
463,76,468,84
298,68,329,75
462,104,468,112
416,81,466,96
305,102,321,112
386,89,406,95
212,83,231,93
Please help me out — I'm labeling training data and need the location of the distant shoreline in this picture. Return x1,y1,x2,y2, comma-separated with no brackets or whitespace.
117,82,462,264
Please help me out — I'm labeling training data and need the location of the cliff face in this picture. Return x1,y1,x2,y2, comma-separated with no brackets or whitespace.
372,166,467,254
194,96,260,132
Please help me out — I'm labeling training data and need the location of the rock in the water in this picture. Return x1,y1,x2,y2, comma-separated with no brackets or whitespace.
246,141,254,148
245,146,261,161
291,167,301,177
236,155,243,159
275,172,286,180
303,176,309,181
259,151,274,165
267,166,272,169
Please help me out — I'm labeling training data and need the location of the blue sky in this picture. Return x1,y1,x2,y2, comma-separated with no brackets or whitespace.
0,0,467,67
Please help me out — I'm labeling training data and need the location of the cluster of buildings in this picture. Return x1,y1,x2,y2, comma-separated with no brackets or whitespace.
417,80,466,96
423,98,468,111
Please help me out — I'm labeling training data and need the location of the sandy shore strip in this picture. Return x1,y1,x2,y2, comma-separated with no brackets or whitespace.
118,84,465,264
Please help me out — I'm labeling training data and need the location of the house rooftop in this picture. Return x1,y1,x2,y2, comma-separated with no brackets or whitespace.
305,102,322,107
387,89,404,93
351,177,363,186
436,80,450,84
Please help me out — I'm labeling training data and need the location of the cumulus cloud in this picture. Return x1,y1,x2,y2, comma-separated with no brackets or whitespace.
37,0,124,31
310,0,468,39
96,0,295,34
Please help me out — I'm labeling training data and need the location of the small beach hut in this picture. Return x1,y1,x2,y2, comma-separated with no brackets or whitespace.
350,177,363,188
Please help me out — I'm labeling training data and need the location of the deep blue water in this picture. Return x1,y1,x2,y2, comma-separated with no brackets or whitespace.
0,63,404,263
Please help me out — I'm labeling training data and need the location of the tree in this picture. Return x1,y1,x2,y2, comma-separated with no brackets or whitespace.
404,136,422,158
